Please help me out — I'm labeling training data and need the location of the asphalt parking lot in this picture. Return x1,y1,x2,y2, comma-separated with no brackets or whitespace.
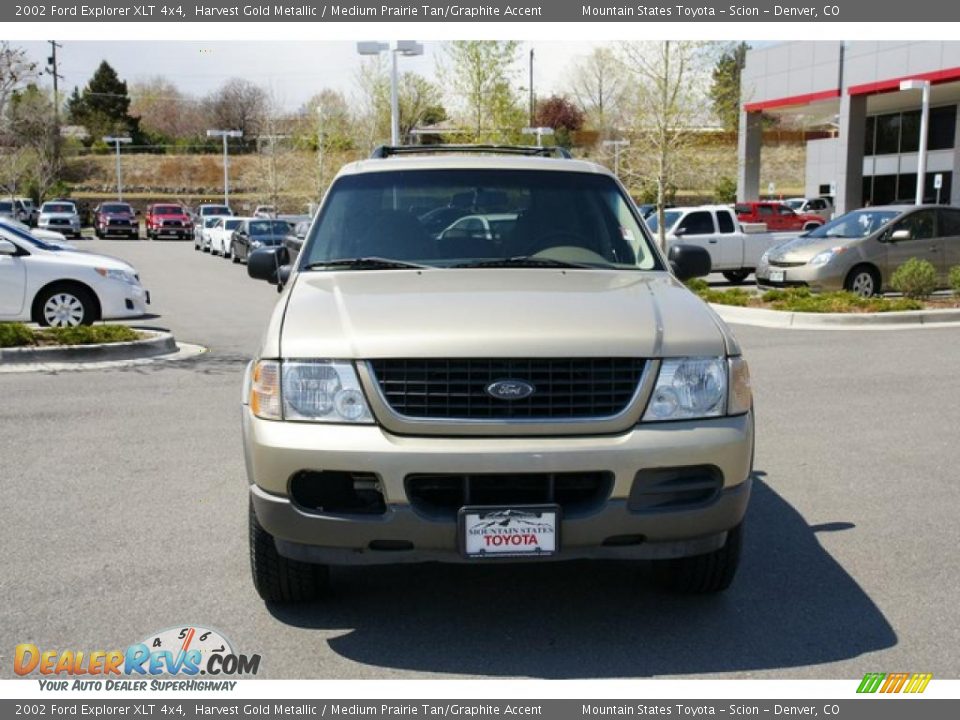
2,237,959,679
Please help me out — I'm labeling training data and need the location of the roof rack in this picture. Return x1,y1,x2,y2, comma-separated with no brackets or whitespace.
369,144,572,160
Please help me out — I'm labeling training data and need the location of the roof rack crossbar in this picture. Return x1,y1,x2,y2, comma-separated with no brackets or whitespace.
369,144,572,160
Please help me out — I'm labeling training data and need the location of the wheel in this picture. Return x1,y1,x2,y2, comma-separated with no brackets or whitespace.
35,284,97,327
722,269,751,284
249,501,329,603
94,228,102,239
844,265,880,297
803,222,821,231
653,522,743,594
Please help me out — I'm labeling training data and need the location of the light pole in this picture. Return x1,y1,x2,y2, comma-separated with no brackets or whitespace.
357,41,424,145
522,126,554,148
102,136,132,201
207,129,243,207
603,139,630,177
900,79,931,205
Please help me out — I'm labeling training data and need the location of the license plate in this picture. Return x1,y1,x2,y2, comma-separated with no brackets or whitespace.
769,269,785,283
459,506,559,559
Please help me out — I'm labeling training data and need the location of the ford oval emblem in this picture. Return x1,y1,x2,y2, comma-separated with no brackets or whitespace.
486,380,535,401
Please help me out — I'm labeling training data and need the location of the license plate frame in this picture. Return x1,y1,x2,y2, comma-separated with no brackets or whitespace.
458,505,561,559
769,269,785,283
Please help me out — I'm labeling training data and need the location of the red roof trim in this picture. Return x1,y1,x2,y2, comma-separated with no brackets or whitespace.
744,89,840,112
847,66,960,96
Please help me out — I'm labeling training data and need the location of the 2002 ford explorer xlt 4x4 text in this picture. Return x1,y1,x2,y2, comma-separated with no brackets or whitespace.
242,145,754,603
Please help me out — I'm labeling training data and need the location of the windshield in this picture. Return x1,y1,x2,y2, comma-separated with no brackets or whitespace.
154,205,183,215
101,203,132,213
204,218,221,228
805,209,900,239
201,205,230,215
646,210,683,233
301,169,660,271
225,219,243,230
42,203,75,214
0,202,14,212
249,220,290,235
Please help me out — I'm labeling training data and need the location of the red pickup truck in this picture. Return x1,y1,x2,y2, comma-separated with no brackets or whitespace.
735,201,825,232
145,203,194,240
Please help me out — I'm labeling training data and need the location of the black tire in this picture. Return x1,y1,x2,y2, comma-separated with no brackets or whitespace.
93,228,102,239
803,222,821,231
722,269,751,284
34,283,98,327
249,502,329,603
653,522,743,594
844,264,881,297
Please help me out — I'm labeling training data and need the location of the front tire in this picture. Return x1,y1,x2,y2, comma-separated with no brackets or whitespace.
653,522,743,594
249,502,329,603
844,265,881,297
722,269,751,284
35,284,97,327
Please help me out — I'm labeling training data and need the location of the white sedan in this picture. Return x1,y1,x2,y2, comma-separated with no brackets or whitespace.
208,217,246,257
0,221,149,327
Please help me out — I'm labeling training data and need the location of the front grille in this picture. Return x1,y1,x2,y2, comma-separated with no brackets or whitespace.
369,358,646,420
406,472,613,520
768,260,806,268
49,218,69,225
108,219,131,226
162,220,182,227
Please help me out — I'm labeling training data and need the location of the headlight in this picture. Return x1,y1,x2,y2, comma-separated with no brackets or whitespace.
249,360,373,424
809,247,845,266
95,267,139,285
642,357,727,422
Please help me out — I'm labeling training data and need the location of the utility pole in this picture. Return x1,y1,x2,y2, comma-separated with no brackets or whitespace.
206,129,243,207
602,139,630,178
103,136,132,201
45,41,63,166
529,48,535,127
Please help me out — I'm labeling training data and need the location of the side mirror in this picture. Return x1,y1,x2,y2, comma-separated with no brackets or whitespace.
248,246,290,284
0,239,17,255
668,243,712,281
890,229,911,242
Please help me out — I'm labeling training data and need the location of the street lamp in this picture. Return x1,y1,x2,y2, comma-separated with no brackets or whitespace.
900,79,931,205
357,40,424,145
521,126,554,148
102,136,131,201
207,129,243,206
602,139,630,177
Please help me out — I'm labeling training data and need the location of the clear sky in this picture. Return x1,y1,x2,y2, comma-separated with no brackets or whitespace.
17,40,608,112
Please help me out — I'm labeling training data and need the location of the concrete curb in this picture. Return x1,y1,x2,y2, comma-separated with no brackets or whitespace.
0,329,177,364
711,303,960,330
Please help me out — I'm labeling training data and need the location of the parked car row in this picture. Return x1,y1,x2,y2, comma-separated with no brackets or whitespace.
193,213,311,266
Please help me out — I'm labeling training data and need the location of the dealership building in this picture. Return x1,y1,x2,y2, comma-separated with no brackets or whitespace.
737,41,960,214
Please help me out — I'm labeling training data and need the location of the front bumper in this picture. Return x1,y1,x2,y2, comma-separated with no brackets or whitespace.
755,261,845,292
98,281,150,319
244,409,754,564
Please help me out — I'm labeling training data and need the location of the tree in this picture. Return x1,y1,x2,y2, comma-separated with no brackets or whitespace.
0,42,37,127
129,77,206,147
534,95,585,147
618,41,717,250
710,42,749,133
208,78,268,151
441,41,523,140
67,61,142,144
6,85,62,200
354,58,447,146
566,47,628,139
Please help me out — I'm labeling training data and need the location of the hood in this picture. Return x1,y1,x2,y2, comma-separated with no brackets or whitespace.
276,269,727,359
41,211,77,219
33,245,134,271
767,234,856,263
101,211,135,219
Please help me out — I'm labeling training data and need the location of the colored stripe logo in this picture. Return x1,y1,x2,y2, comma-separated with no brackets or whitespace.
857,673,932,694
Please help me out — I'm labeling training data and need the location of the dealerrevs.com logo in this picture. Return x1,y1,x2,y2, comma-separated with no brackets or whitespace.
15,626,260,691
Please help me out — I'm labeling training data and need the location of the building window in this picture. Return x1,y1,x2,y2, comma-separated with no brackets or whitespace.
875,113,901,154
928,106,956,150
864,116,876,156
861,171,951,205
900,111,921,153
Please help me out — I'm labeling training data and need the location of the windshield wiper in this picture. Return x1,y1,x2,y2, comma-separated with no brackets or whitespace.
304,257,432,271
452,256,595,269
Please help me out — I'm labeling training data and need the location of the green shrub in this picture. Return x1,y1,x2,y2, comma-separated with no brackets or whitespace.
890,258,938,299
713,176,737,203
37,325,140,346
949,265,960,296
685,278,710,293
0,323,37,348
764,289,922,313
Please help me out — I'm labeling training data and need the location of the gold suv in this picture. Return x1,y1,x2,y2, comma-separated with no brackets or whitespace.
243,146,754,602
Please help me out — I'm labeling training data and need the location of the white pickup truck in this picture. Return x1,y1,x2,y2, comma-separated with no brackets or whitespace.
647,204,799,283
